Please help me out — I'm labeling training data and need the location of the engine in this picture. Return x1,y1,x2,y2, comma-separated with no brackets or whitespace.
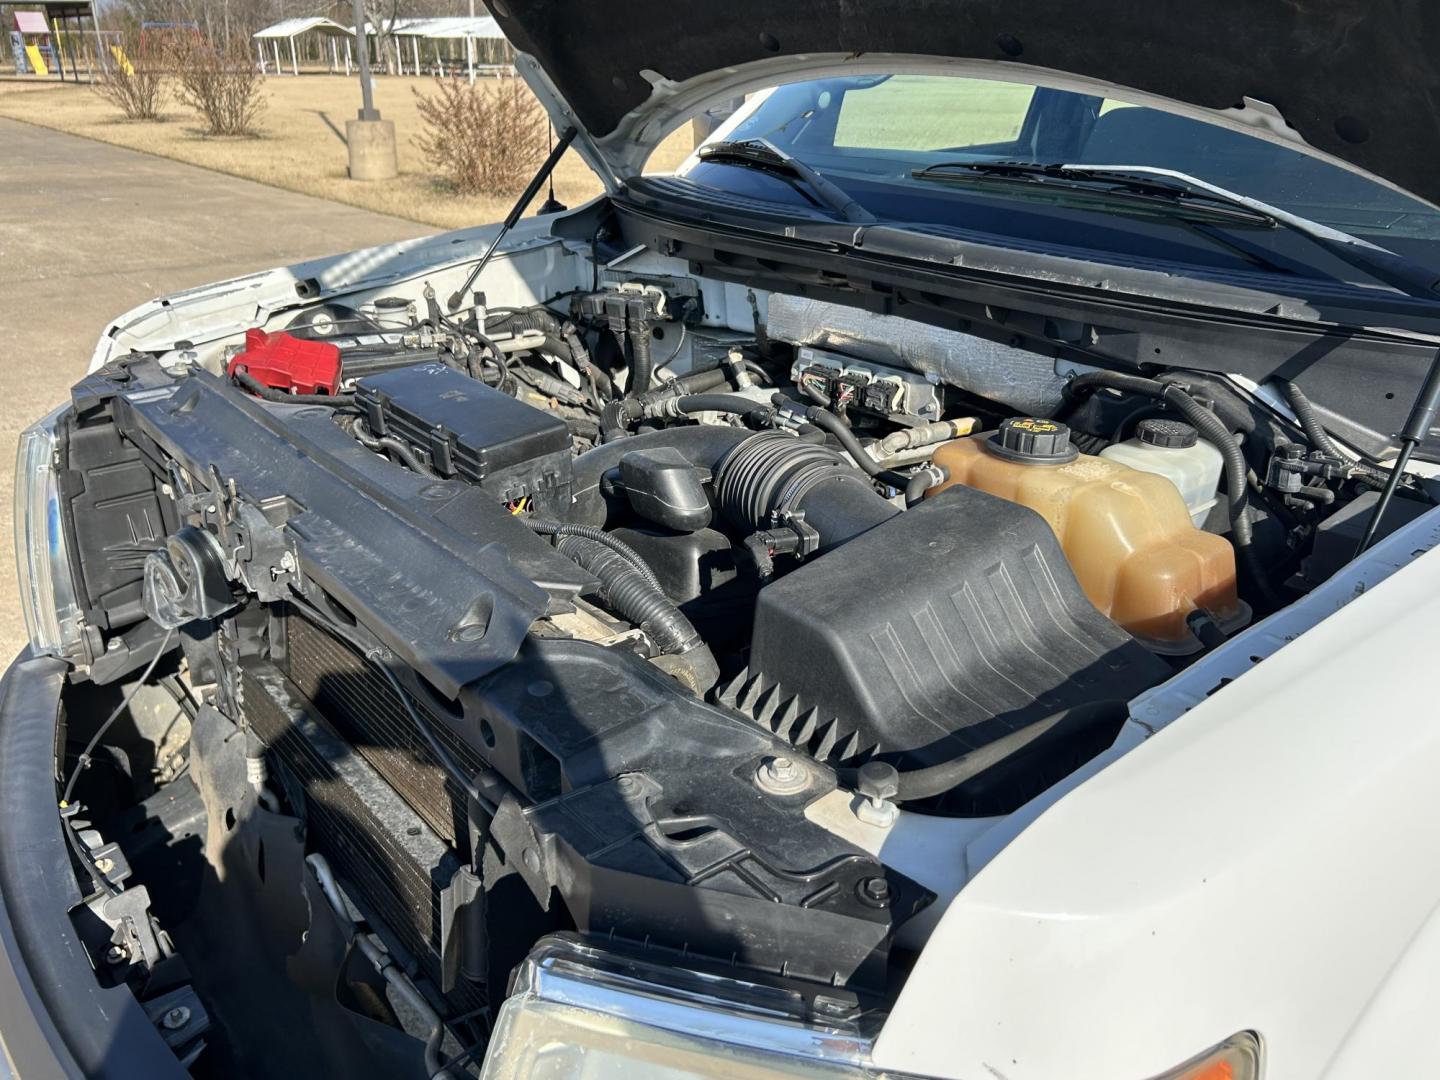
51,270,1418,1077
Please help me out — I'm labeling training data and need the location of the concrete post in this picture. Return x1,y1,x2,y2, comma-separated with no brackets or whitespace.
346,116,398,180
346,0,396,181
256,39,265,74
288,36,297,76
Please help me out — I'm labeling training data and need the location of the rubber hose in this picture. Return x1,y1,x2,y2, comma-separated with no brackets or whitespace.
672,393,776,421
660,366,730,398
840,701,1126,803
1278,379,1389,487
905,466,945,508
600,397,643,442
234,370,356,407
553,534,707,658
786,401,883,477
485,306,563,337
352,424,435,476
536,332,577,365
627,322,656,399
524,519,665,593
377,436,434,476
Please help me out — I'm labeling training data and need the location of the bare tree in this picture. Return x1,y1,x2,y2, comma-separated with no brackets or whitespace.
413,76,547,196
362,0,412,75
175,36,266,136
92,27,170,120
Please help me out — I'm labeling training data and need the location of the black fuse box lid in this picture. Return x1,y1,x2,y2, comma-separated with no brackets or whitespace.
356,362,570,486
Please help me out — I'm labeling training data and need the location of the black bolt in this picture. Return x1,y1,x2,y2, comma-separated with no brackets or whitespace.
858,876,891,906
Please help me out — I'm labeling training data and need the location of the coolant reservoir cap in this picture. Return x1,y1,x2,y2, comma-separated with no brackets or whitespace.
1137,418,1199,448
989,417,1078,464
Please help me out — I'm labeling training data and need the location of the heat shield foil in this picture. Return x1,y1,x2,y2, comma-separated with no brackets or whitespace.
766,295,1067,415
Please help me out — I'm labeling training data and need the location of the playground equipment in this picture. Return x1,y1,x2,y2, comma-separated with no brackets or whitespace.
3,1,108,81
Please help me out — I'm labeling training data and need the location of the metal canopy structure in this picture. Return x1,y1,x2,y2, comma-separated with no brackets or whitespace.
2,0,101,81
370,15,512,80
252,16,355,76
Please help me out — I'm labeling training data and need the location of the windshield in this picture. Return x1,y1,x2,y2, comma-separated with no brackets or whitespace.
675,74,1440,283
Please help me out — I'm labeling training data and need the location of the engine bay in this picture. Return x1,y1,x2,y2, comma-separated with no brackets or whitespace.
38,227,1438,1076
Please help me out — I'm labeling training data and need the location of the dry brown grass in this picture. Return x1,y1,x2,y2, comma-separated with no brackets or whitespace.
0,74,695,229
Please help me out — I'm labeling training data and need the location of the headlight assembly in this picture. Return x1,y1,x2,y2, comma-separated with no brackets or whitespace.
481,938,1262,1080
13,405,87,664
480,936,896,1080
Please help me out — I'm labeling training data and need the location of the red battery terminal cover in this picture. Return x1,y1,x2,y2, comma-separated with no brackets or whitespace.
227,328,342,396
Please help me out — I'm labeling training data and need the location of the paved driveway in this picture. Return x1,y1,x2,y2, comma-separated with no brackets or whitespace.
0,118,428,660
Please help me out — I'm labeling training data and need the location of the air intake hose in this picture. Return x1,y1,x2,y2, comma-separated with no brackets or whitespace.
713,431,898,571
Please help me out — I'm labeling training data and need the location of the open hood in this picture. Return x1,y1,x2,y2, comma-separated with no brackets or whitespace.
488,0,1440,206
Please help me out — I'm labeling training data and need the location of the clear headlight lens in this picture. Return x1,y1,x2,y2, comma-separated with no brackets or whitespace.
481,937,894,1080
482,939,1262,1080
14,406,86,663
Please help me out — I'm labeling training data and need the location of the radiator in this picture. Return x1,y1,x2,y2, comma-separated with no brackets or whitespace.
239,659,484,1016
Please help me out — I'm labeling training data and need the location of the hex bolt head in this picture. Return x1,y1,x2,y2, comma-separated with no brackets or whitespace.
105,944,129,965
162,1006,191,1030
756,754,809,795
857,876,891,907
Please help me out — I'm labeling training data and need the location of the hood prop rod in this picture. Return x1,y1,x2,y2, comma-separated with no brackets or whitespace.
1355,347,1440,557
447,125,578,311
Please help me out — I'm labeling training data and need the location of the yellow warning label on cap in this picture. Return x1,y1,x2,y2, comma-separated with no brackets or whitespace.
1010,418,1060,433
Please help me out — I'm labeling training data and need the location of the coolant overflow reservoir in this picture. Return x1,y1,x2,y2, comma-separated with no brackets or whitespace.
929,418,1244,651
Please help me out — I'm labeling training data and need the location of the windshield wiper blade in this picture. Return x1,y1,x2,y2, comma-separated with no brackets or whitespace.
914,161,1440,301
911,160,1276,226
698,138,876,224
1057,165,1440,301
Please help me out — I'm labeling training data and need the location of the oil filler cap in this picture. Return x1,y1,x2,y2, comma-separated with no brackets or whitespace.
989,417,1078,464
1137,418,1199,448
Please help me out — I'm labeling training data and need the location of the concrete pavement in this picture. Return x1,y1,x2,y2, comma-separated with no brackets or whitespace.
0,117,428,660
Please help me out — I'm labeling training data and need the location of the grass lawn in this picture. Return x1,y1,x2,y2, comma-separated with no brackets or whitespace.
834,75,1037,149
0,73,694,230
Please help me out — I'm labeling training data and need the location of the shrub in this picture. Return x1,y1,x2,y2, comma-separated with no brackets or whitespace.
413,77,548,197
175,38,265,137
92,30,169,121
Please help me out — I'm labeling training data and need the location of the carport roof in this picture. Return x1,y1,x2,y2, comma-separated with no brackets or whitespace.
378,16,507,40
252,17,353,41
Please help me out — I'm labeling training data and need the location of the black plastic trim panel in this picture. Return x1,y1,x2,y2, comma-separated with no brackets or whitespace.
0,652,185,1080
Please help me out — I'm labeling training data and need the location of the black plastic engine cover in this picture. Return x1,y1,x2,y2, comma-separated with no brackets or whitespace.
723,484,1170,771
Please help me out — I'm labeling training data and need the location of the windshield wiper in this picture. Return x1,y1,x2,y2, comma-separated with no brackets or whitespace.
698,138,876,224
913,161,1440,301
913,160,1276,225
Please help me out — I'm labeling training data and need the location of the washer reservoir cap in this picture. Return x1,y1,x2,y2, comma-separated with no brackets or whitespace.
989,417,1078,464
1137,418,1199,448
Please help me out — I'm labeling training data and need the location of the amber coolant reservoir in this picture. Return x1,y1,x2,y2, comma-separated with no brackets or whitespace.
929,418,1242,650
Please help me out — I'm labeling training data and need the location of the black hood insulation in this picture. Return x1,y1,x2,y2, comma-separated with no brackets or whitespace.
489,0,1440,206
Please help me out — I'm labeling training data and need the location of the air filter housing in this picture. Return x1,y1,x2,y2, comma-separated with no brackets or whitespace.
721,484,1169,781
